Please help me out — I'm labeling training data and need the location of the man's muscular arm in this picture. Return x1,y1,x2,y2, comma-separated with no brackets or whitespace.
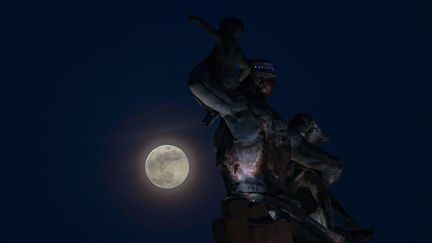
189,79,246,117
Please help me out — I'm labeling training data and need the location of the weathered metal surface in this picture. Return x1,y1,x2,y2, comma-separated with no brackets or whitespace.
188,17,372,242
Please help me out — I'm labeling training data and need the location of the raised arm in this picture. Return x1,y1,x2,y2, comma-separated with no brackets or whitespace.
188,69,247,117
189,15,223,44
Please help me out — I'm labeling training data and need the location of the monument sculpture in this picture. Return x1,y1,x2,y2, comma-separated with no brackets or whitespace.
188,16,373,243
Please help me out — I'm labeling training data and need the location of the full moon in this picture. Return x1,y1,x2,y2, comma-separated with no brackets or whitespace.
145,145,189,189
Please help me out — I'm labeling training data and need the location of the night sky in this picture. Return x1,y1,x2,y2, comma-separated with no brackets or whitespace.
4,0,432,242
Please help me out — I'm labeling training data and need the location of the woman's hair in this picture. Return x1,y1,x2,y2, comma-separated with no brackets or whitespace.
219,17,244,36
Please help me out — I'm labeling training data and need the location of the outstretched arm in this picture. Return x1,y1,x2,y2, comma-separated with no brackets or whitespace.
189,15,223,44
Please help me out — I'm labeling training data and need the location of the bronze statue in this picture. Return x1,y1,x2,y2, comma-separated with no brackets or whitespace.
188,16,372,243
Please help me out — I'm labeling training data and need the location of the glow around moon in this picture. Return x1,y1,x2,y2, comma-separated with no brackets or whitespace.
145,145,189,189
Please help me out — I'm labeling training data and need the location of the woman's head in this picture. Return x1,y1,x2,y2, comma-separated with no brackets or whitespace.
248,59,276,98
219,17,244,38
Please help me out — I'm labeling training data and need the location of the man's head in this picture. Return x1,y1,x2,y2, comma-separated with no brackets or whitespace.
245,59,276,99
289,113,329,145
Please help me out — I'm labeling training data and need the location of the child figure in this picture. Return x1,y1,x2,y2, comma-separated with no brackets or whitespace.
188,15,251,125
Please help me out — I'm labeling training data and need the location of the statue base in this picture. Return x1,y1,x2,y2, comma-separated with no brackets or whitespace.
212,198,295,243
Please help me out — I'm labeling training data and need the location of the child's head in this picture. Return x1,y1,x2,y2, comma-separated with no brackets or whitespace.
219,17,244,38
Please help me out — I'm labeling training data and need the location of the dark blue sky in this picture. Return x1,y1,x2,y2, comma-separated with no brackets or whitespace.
4,0,431,242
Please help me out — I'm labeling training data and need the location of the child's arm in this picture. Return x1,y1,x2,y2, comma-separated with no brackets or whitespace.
189,15,223,44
